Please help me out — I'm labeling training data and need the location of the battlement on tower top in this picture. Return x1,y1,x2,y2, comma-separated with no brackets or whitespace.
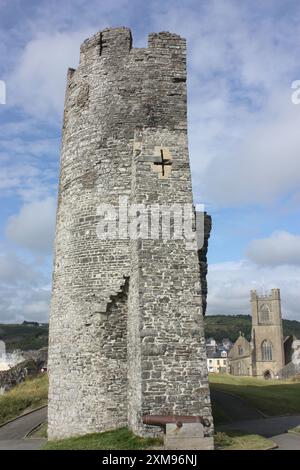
250,288,280,301
78,27,186,66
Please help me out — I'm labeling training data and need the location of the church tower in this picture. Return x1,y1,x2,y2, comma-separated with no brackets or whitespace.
48,27,213,446
251,288,285,378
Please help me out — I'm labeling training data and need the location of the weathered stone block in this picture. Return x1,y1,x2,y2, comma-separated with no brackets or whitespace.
165,423,214,449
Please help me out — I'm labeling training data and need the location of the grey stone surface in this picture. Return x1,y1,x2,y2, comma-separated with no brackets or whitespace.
165,437,214,450
272,433,300,450
0,406,46,450
165,423,213,449
0,439,46,450
48,27,213,442
166,422,204,438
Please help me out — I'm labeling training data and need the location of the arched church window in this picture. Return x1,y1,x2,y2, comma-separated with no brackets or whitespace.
238,345,243,356
261,340,273,361
260,304,270,322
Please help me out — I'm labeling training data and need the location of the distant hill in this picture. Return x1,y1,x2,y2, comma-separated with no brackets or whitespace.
0,323,48,352
204,314,300,342
0,315,299,352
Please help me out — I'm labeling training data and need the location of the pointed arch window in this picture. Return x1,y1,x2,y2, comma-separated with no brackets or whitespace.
261,340,273,361
260,304,270,323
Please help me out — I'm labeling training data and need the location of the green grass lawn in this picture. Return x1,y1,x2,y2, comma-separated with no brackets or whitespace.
214,431,276,450
44,426,274,451
209,373,300,417
0,374,48,425
44,427,163,450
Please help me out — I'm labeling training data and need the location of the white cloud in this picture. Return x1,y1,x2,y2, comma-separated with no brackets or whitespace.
0,137,58,158
246,230,300,267
5,0,300,206
207,259,300,321
0,252,44,286
0,285,50,323
22,290,50,320
0,156,57,202
0,251,50,323
201,92,300,205
0,119,59,203
1,0,300,325
151,0,300,206
5,197,56,256
9,29,93,119
0,161,39,193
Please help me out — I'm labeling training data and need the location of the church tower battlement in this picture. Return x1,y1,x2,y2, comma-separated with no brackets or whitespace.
48,27,213,446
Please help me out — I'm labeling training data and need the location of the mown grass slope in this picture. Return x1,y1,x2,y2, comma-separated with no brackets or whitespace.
0,374,48,425
209,373,300,417
214,431,275,450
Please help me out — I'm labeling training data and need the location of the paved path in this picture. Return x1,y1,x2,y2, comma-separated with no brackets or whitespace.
213,390,300,450
217,412,300,450
0,439,46,450
272,433,300,450
0,407,47,450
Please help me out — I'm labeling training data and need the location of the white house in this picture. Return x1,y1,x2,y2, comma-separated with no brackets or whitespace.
207,349,229,374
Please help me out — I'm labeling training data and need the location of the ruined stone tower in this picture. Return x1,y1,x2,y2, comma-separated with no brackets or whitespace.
48,27,213,444
251,288,285,378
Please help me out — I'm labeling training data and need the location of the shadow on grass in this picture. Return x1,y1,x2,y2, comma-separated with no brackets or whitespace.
209,375,300,420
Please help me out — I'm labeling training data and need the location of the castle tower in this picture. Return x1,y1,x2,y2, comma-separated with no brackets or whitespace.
48,27,213,444
251,288,285,378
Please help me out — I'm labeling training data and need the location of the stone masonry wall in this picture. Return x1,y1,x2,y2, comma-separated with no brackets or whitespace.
48,27,213,440
128,128,213,436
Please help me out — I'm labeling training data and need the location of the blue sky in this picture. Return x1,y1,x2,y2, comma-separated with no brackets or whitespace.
0,0,300,322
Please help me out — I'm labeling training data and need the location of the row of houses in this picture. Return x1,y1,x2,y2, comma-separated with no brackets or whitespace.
206,337,231,373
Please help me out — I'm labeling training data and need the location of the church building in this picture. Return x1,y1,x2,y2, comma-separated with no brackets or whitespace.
229,289,286,379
